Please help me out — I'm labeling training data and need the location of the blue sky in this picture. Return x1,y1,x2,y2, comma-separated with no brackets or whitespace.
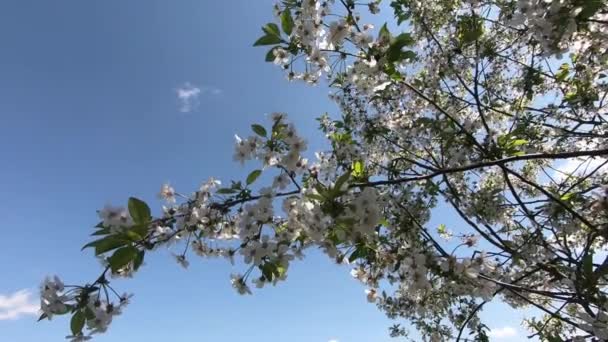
0,1,526,341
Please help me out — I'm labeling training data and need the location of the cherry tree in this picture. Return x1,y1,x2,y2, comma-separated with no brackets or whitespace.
39,0,608,341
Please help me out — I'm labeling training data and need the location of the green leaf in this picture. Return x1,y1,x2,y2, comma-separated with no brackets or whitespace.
329,132,353,144
334,172,351,192
336,217,356,228
265,47,280,62
281,9,294,35
108,246,139,272
133,250,145,270
82,307,95,321
547,335,565,342
349,245,370,263
378,23,391,42
124,229,145,242
457,15,484,45
498,134,527,152
261,262,276,281
216,188,238,194
555,63,570,82
583,251,594,276
305,193,325,202
481,40,496,58
383,63,403,81
391,0,412,25
262,23,280,37
251,124,267,137
253,34,282,46
128,197,151,224
577,0,603,20
386,33,415,63
246,169,262,185
82,236,129,255
70,311,85,336
91,227,111,236
314,183,328,199
400,50,416,61
130,223,149,240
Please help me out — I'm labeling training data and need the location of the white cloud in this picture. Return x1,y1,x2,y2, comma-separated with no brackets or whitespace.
328,340,339,342
176,82,201,113
176,82,222,113
488,326,518,339
0,289,39,320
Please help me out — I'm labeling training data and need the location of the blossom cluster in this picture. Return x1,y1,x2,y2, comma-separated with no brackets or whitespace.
40,276,131,341
509,0,608,57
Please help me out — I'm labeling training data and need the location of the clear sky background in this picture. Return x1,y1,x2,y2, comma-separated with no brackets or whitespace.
0,1,526,341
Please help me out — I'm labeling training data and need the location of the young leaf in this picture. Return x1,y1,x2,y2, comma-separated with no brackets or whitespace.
70,311,85,336
251,124,267,137
275,264,287,278
564,91,579,104
128,197,151,224
509,139,528,147
555,63,570,82
246,169,262,185
560,192,574,201
351,160,365,179
438,223,447,231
